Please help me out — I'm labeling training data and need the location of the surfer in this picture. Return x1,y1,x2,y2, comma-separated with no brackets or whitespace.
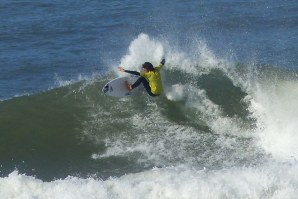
118,59,165,97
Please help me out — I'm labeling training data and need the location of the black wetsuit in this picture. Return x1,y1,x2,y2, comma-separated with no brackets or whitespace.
124,70,159,97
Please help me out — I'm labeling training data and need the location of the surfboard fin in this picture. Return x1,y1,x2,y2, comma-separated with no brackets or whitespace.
103,84,109,93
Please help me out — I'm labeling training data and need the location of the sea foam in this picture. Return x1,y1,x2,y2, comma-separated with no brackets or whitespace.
1,163,298,199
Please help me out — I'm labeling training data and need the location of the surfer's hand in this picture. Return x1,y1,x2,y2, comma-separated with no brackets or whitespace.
161,59,165,65
118,67,125,72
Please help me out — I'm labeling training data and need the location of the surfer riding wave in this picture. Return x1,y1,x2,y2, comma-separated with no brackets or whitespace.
118,59,165,97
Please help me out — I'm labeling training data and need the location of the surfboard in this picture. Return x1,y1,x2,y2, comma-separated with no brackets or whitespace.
102,75,139,97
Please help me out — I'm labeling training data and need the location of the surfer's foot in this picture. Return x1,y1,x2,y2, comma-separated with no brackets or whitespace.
125,81,133,91
128,84,132,91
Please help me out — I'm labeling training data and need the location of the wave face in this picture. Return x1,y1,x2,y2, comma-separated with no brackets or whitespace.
1,34,298,198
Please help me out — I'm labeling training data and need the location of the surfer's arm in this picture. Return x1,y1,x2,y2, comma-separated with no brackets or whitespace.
118,67,140,76
155,59,166,71
124,70,140,76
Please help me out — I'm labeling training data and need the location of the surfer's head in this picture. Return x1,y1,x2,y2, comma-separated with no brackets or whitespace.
142,62,154,71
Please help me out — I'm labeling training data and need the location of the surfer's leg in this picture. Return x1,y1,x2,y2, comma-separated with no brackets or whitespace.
132,77,158,97
131,77,144,89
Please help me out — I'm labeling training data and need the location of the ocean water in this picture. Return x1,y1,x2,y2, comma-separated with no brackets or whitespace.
1,0,298,198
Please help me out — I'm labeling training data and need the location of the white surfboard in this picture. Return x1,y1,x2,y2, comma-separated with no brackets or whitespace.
102,75,139,97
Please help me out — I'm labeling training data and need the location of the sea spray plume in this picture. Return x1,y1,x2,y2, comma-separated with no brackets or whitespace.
118,33,164,74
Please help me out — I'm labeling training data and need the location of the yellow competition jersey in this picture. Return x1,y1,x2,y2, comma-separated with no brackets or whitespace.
140,64,164,94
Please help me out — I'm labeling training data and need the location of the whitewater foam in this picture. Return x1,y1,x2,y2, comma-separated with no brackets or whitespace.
250,80,298,160
166,83,251,137
2,162,298,199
